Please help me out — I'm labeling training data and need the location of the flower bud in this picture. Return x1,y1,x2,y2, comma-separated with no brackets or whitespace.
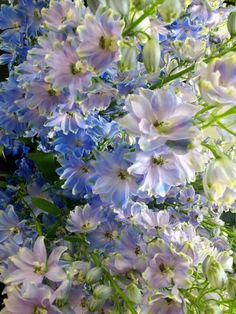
159,0,183,23
119,45,137,71
106,0,130,15
88,296,104,312
143,38,161,73
227,276,236,298
227,12,236,38
203,155,236,205
203,256,227,289
93,285,113,300
85,267,103,284
127,283,142,304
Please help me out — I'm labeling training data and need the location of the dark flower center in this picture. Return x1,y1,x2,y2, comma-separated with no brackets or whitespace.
34,306,47,314
104,231,114,240
48,88,57,96
99,35,116,51
9,226,20,235
33,261,47,275
117,169,129,180
151,156,165,166
135,246,141,255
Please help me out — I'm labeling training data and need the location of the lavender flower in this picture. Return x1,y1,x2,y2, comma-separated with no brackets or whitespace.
93,148,137,207
128,147,182,197
119,87,197,151
77,8,124,71
4,284,62,314
0,205,24,244
6,237,66,285
66,204,102,233
45,42,92,94
143,247,191,289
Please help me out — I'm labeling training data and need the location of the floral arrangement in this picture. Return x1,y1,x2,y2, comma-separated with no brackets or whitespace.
0,0,236,313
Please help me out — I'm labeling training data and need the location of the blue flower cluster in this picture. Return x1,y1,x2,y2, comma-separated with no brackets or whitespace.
0,0,236,313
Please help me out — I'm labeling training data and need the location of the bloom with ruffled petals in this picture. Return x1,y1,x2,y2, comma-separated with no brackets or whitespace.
6,237,66,285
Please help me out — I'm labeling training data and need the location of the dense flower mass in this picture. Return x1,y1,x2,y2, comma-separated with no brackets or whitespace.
0,0,236,313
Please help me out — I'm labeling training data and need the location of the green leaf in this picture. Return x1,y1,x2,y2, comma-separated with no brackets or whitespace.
46,220,62,239
31,197,60,215
28,152,60,184
64,235,79,242
0,146,3,158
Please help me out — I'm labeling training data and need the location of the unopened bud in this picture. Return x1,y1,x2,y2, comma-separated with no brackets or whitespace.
227,276,236,298
127,283,142,304
143,38,161,73
86,0,100,14
227,12,236,38
85,267,102,284
93,285,113,300
88,296,104,312
119,45,137,71
203,256,227,289
159,0,183,23
106,0,130,15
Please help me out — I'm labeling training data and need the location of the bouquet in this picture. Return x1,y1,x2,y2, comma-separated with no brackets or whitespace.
0,0,236,313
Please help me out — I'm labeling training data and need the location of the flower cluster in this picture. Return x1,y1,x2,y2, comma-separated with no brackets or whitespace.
0,0,236,313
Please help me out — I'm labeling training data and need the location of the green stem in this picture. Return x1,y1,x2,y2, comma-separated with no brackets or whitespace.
90,252,137,314
122,0,164,37
201,142,223,159
150,41,236,89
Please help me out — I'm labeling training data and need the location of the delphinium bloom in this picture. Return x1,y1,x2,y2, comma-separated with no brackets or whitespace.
119,87,197,151
77,8,124,71
57,153,94,196
45,42,93,94
108,227,147,273
5,237,66,285
66,204,102,233
128,146,183,197
45,102,86,134
199,53,236,107
53,129,95,156
42,0,86,31
92,147,137,207
3,283,62,314
25,80,67,115
143,245,191,289
0,205,25,244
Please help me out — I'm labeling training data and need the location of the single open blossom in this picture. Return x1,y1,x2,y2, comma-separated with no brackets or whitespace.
45,42,92,93
128,147,182,197
93,147,137,207
4,283,62,314
143,248,191,289
6,237,66,285
57,154,94,196
119,87,197,151
0,205,24,244
77,8,124,71
199,53,236,107
66,204,102,233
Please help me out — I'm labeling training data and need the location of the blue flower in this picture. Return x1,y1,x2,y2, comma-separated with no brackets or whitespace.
57,153,94,196
93,147,137,208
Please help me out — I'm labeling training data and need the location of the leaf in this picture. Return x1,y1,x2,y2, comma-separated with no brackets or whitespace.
46,220,62,239
28,152,60,184
31,197,60,216
64,235,79,242
0,146,3,158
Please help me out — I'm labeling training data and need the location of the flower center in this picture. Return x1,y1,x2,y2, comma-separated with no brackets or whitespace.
99,35,117,52
82,222,91,230
117,169,129,180
9,226,20,235
33,261,47,275
151,156,165,166
34,306,48,314
47,88,57,96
